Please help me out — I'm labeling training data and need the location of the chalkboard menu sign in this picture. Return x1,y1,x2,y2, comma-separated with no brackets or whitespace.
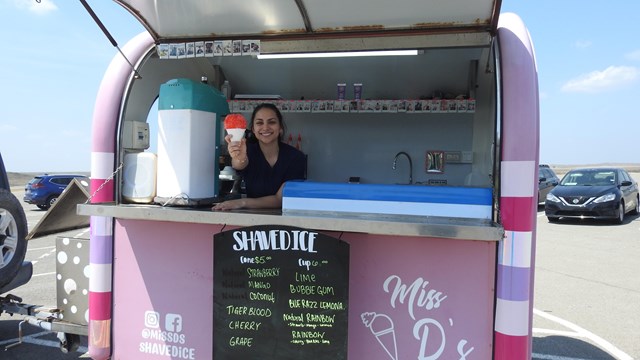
214,225,350,360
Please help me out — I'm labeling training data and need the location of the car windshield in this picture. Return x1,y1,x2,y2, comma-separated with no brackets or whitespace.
560,170,616,186
28,177,43,185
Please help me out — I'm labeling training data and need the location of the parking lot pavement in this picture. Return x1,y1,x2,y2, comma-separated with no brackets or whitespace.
531,207,639,360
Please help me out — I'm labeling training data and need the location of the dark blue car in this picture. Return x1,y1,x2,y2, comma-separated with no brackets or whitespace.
23,174,90,210
545,167,640,224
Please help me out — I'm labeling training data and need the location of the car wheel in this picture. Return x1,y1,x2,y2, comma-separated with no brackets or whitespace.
614,201,625,225
46,196,58,209
632,196,640,216
37,204,48,210
547,216,559,223
0,189,28,288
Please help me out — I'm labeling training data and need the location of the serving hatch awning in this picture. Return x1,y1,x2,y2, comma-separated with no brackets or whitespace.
115,0,501,50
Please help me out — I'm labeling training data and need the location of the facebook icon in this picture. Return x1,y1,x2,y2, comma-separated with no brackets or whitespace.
165,313,183,332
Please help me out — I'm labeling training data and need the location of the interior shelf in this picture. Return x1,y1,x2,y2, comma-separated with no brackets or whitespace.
229,98,476,114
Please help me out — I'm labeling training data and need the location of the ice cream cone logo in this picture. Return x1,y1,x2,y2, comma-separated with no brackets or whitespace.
361,312,398,360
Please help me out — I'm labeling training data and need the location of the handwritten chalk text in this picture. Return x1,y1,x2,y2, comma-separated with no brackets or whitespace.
232,230,318,253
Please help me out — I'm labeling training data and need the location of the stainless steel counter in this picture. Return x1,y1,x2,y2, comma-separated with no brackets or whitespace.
77,203,503,241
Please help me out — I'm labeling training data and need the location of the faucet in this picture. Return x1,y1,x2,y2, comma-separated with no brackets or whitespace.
393,151,413,184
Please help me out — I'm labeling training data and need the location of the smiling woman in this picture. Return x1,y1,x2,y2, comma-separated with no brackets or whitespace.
212,103,306,211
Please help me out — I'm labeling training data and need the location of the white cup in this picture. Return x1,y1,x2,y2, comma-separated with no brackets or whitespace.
227,128,246,142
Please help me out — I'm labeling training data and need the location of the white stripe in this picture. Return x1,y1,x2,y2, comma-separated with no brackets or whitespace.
495,298,530,336
32,271,56,277
533,309,633,360
89,263,113,292
283,198,492,219
27,245,56,252
90,216,113,237
532,353,592,360
532,328,580,337
501,160,536,197
91,152,115,179
499,230,532,267
75,228,90,238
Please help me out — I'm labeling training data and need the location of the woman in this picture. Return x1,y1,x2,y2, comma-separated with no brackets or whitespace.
213,103,306,210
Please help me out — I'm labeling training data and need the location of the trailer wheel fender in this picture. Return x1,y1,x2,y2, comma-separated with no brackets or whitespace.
0,189,28,288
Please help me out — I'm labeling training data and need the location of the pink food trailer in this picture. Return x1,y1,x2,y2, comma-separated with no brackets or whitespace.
77,1,539,359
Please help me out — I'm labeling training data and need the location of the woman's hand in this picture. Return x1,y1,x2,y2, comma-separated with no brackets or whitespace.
211,184,285,211
225,134,248,169
212,198,246,211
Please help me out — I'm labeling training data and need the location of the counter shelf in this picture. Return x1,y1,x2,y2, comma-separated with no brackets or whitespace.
77,202,503,241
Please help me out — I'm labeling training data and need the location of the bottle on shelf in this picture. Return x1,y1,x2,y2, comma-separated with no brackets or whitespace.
221,80,231,100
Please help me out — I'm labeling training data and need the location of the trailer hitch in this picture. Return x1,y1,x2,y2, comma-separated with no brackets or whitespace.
3,319,27,350
4,316,55,350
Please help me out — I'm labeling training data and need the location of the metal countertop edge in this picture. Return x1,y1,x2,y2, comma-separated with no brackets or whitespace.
77,203,503,241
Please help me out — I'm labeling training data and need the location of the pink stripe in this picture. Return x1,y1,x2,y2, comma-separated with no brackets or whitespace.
494,332,530,360
500,196,535,232
89,291,112,321
90,179,114,203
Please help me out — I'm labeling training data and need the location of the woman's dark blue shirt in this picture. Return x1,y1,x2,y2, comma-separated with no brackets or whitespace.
240,142,306,198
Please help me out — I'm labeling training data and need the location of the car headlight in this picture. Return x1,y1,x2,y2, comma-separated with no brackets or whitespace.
546,193,561,202
593,193,616,203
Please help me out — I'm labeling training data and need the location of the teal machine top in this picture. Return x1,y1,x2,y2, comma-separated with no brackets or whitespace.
159,78,229,114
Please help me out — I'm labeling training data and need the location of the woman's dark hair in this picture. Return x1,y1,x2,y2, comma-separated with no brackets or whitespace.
248,103,286,143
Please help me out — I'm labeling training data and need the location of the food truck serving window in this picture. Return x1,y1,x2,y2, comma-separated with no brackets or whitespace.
81,0,507,235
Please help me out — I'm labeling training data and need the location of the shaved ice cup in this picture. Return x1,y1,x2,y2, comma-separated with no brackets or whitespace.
227,128,246,142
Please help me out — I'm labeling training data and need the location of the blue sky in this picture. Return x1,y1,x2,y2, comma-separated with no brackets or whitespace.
1,0,639,172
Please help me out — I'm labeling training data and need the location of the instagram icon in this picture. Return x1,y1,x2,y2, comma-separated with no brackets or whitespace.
144,311,160,328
